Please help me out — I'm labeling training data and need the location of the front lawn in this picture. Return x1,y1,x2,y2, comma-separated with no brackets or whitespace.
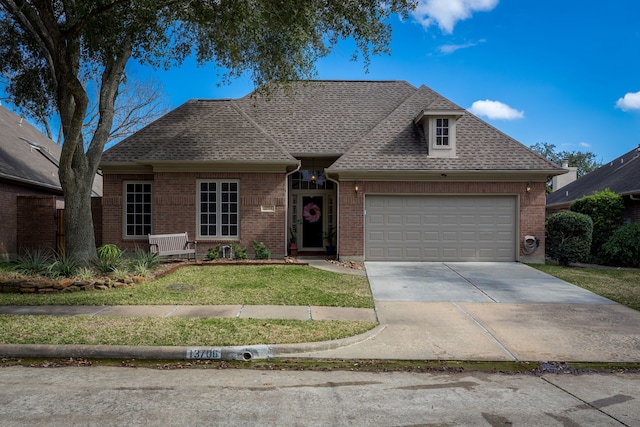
529,264,640,311
0,265,374,308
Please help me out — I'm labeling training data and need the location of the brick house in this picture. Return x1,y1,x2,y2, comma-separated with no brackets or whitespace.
100,81,564,263
547,146,640,222
0,105,102,261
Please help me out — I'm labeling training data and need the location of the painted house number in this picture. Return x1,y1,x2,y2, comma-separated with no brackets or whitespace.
186,348,221,359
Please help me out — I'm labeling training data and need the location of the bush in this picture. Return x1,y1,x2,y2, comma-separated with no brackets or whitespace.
97,244,123,273
601,222,640,268
570,189,624,257
206,243,248,260
47,253,81,278
252,240,271,259
546,211,593,266
14,248,53,275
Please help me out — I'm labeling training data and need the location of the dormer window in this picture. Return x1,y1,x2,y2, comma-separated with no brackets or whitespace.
414,110,465,159
435,118,449,146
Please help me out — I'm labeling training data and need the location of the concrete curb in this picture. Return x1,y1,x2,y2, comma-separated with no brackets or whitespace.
0,325,386,361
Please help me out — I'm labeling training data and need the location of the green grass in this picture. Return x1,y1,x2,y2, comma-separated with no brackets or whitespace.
529,264,640,311
0,265,374,308
0,315,376,346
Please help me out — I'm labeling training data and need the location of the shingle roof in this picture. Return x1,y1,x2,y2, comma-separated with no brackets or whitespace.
101,80,562,174
0,105,63,192
329,85,560,171
547,146,640,207
102,99,296,164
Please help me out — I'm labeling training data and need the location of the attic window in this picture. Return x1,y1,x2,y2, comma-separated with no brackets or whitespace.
435,118,449,146
414,110,465,159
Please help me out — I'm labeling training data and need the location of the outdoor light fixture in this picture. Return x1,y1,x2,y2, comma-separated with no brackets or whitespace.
310,158,317,183
354,182,359,193
526,182,531,193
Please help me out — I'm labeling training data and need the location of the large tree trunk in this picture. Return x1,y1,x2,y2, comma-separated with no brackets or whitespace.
62,168,97,262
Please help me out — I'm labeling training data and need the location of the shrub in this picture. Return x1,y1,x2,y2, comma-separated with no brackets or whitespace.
97,244,123,273
252,240,271,259
570,189,624,257
206,243,248,260
601,222,640,268
129,247,159,270
47,253,81,278
14,248,53,275
546,211,593,266
230,242,248,260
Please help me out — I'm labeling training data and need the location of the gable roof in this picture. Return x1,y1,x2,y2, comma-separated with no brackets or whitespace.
101,80,562,177
0,105,102,196
547,146,640,207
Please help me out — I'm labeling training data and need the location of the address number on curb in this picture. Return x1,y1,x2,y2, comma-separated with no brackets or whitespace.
186,348,222,359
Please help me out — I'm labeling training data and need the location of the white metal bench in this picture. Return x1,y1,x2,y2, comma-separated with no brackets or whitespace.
148,232,197,261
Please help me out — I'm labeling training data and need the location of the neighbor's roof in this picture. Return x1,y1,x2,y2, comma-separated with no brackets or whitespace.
547,146,640,207
101,80,562,174
0,105,102,196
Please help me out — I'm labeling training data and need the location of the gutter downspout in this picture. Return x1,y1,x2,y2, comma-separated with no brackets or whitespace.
285,161,302,256
325,171,340,259
630,194,640,200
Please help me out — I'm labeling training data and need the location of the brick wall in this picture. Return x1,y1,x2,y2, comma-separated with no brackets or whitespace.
16,195,59,255
0,181,62,261
338,180,546,263
102,172,288,258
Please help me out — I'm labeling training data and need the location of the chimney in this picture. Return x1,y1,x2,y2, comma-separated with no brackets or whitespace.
552,158,578,192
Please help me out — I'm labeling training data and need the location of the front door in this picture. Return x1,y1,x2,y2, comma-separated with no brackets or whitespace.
302,195,324,249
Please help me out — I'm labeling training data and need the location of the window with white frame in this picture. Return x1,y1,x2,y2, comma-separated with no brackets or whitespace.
435,118,449,146
198,180,239,238
124,182,152,237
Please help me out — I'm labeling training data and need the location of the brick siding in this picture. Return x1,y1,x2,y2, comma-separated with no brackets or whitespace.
102,172,288,258
0,181,62,261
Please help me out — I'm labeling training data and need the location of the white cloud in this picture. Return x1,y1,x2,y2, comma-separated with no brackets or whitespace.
579,141,591,148
412,0,499,33
615,91,640,111
468,99,524,120
439,39,485,54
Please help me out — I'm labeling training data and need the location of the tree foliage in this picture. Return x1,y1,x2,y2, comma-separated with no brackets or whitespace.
530,142,601,179
0,0,414,262
569,189,625,258
602,222,640,268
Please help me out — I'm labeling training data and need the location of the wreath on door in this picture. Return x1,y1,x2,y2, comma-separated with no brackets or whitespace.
303,202,321,223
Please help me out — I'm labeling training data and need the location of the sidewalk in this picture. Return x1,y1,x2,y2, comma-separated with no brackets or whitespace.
0,304,377,322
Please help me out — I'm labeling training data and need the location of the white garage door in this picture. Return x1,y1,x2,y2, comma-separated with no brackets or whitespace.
365,195,517,262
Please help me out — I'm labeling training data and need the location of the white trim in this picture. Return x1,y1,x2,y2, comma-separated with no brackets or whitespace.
122,181,153,239
196,179,240,240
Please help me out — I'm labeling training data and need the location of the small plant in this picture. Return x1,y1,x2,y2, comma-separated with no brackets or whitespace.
130,246,159,270
132,263,150,277
207,244,222,260
110,266,130,282
47,253,81,278
97,244,123,273
252,240,271,260
323,225,337,246
74,266,96,280
230,242,248,260
14,248,53,276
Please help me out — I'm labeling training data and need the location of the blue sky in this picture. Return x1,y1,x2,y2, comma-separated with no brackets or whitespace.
142,0,640,164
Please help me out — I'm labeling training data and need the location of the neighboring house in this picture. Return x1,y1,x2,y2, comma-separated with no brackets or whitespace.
0,105,102,261
100,80,564,263
547,146,640,222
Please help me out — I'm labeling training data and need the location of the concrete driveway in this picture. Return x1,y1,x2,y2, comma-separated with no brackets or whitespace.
366,262,613,304
290,262,640,362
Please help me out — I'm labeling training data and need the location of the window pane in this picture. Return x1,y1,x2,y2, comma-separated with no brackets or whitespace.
125,182,152,236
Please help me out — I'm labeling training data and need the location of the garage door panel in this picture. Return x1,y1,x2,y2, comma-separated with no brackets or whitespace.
365,195,516,262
